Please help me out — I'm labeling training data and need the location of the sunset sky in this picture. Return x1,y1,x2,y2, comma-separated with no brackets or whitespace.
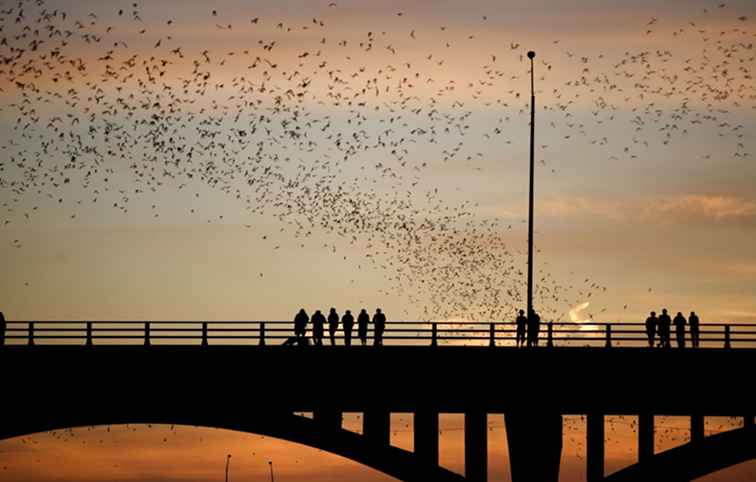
1,0,755,480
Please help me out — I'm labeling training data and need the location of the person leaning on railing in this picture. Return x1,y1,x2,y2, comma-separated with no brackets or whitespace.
644,311,657,348
689,311,700,348
527,309,541,347
293,308,309,345
516,309,527,347
657,309,672,348
673,312,687,348
342,310,354,346
372,308,386,346
357,309,369,346
328,308,340,346
311,310,326,346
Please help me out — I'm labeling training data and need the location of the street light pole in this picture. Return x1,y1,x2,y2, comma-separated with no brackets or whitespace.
527,50,536,319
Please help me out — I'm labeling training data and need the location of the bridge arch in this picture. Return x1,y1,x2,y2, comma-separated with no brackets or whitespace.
0,412,464,482
604,426,756,482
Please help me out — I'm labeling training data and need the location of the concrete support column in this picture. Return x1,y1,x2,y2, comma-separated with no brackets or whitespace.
587,413,605,482
414,409,439,466
638,413,654,463
313,409,342,431
691,414,705,443
465,411,487,482
363,409,390,446
744,415,754,429
505,412,562,482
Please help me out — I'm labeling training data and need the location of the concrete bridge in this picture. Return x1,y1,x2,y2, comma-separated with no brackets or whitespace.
2,329,755,482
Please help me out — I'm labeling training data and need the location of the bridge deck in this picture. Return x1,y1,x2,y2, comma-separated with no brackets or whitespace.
3,345,754,416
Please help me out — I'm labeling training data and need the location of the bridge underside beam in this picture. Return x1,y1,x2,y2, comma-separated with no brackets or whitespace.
465,411,487,482
505,412,562,482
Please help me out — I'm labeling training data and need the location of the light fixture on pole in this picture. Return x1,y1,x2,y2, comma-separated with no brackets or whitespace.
526,50,536,320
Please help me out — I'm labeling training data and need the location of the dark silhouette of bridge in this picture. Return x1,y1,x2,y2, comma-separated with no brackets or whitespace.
2,320,755,482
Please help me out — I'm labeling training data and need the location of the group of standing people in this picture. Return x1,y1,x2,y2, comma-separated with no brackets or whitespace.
509,307,703,348
293,308,386,346
514,309,542,347
645,309,700,348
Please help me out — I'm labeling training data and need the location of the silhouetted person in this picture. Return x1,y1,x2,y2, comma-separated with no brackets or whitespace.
673,311,687,348
357,309,369,346
373,308,386,346
342,310,354,346
689,311,700,348
527,309,541,347
328,307,339,345
645,311,657,348
658,309,672,348
0,311,5,346
294,308,309,342
515,309,527,347
311,310,325,346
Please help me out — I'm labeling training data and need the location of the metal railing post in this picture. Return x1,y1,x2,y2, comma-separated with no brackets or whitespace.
489,323,495,347
547,321,553,347
259,322,266,346
724,325,731,349
431,323,437,347
201,322,208,346
144,322,151,346
28,321,35,346
86,321,93,346
605,323,612,348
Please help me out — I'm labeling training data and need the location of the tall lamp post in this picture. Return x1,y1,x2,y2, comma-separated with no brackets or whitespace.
526,50,536,319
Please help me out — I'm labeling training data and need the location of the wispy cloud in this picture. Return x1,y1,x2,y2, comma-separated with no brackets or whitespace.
541,194,756,226
541,197,627,222
646,195,756,223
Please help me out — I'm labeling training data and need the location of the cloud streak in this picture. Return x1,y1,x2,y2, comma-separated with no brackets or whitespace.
541,194,756,226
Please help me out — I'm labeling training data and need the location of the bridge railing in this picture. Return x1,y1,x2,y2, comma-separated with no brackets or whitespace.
1,321,756,348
